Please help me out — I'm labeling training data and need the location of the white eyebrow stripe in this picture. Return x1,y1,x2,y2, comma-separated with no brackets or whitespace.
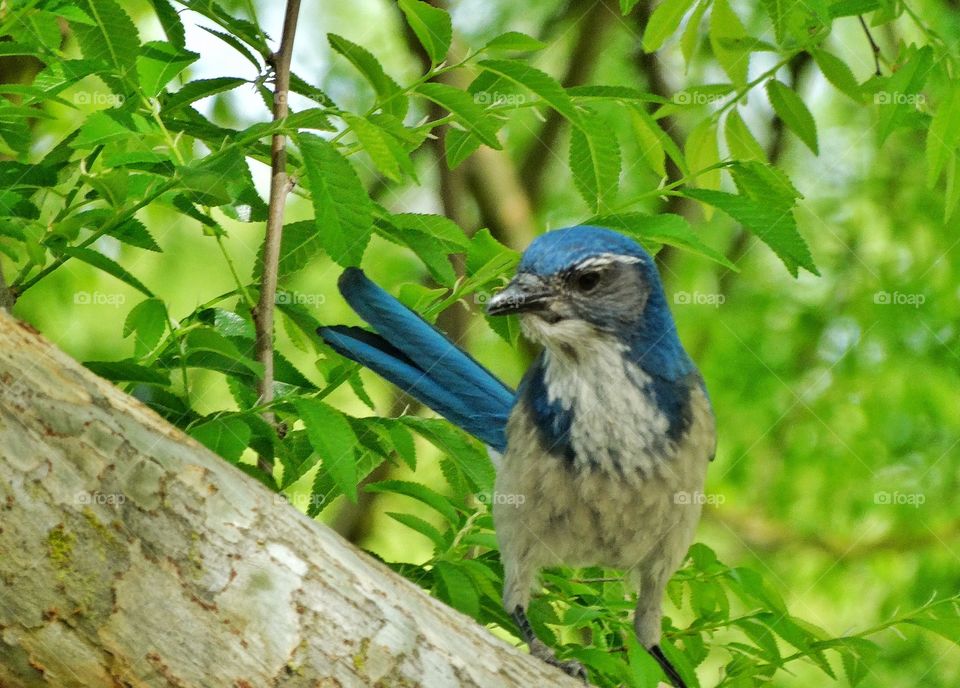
574,253,643,269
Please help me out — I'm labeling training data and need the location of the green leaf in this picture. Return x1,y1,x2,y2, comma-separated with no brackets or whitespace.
64,246,153,296
85,359,169,385
73,0,140,90
163,77,247,112
445,128,482,169
298,133,374,267
387,511,446,549
725,109,766,162
123,297,167,355
137,41,199,98
415,82,502,149
145,0,186,49
681,0,709,67
477,59,583,128
621,0,643,14
374,212,469,286
182,328,264,376
482,31,547,53
630,108,666,177
366,480,459,524
70,111,137,149
684,120,721,192
875,45,933,145
569,113,621,212
398,0,452,64
684,187,817,276
401,417,495,493
812,48,862,102
113,218,161,252
710,0,749,87
927,83,960,187
342,113,403,182
643,0,697,53
590,212,736,269
946,152,960,222
189,416,251,463
295,399,360,502
434,561,480,617
766,79,818,154
327,33,405,118
253,220,321,279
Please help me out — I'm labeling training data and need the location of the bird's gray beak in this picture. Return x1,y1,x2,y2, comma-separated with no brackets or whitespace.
486,274,552,316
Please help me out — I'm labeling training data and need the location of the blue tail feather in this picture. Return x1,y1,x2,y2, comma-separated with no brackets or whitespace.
318,269,513,452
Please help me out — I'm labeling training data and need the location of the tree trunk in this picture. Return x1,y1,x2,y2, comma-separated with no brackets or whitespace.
0,310,581,688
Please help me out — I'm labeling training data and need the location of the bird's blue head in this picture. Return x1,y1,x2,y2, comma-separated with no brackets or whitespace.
487,225,693,380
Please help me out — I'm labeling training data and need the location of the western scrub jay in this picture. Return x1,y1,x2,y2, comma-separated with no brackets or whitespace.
319,225,715,687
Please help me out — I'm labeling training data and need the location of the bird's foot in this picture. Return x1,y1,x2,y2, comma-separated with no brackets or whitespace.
530,639,588,683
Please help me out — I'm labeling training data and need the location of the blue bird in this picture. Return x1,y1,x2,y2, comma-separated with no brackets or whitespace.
319,225,716,687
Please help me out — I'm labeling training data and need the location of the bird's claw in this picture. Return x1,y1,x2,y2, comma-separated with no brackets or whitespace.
546,656,588,682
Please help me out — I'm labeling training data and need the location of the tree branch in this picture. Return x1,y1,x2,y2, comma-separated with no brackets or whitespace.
0,308,584,688
253,0,301,473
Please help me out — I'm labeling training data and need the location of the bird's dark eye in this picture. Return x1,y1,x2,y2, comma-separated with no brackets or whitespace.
575,270,602,292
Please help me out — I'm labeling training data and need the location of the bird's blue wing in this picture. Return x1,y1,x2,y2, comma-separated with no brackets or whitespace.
318,268,514,452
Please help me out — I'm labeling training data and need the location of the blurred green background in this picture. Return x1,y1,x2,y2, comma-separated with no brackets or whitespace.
8,0,959,685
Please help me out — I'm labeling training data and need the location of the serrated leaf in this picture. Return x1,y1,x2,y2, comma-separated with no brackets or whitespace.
710,0,749,87
482,31,547,53
64,246,153,296
681,0,709,67
298,133,374,267
199,26,260,69
182,328,263,376
399,0,452,64
146,0,186,49
374,212,469,285
927,83,960,187
387,511,446,548
189,416,251,463
70,111,137,149
434,561,480,617
415,82,502,149
328,33,405,118
343,113,403,181
137,41,199,98
113,218,161,252
766,79,818,153
725,109,766,162
401,417,495,493
124,297,167,354
630,108,666,177
163,77,247,112
445,128,482,168
812,48,862,102
643,0,697,52
85,359,169,385
295,399,360,502
684,188,817,276
73,0,140,90
366,480,459,524
684,120,721,192
569,114,621,212
590,212,736,269
477,59,583,128
875,45,933,145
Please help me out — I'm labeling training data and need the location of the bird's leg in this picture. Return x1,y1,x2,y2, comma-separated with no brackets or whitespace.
511,605,588,683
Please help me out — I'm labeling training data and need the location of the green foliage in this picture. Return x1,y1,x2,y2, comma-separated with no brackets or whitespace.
2,0,959,686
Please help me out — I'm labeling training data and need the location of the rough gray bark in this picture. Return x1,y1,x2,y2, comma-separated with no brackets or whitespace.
0,310,582,688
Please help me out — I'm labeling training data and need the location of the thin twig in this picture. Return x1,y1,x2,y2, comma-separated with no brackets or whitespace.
253,0,301,475
858,14,883,76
